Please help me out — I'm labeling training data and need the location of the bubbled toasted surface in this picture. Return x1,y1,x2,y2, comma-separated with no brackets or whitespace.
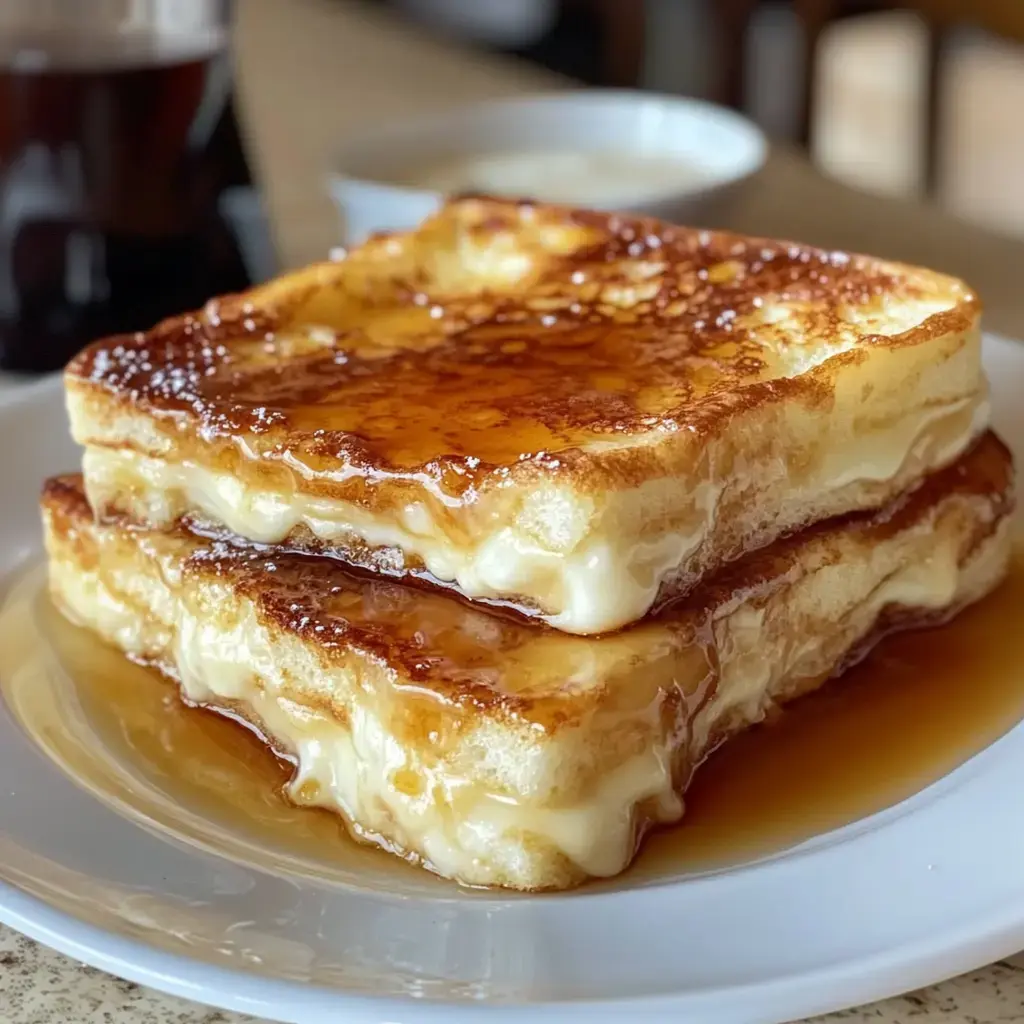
66,197,977,498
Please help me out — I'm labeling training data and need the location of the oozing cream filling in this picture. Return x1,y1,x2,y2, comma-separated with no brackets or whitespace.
49,559,681,887
81,391,985,635
82,446,717,635
45,505,1006,889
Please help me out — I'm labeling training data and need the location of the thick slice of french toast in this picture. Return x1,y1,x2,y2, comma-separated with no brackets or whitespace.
67,197,987,633
42,433,1014,890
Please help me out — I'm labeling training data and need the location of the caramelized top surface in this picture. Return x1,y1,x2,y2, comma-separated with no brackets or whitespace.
42,433,1012,711
68,197,977,490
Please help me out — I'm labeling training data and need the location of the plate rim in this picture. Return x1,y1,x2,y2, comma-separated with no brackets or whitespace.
1,337,1023,1023
2,819,1024,1024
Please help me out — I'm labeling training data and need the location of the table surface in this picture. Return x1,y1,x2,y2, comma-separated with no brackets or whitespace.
6,0,1024,1021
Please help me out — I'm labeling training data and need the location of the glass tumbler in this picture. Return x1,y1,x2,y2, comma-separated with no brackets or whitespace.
0,0,249,373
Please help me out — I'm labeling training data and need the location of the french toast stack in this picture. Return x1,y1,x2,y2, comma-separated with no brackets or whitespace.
44,197,1014,890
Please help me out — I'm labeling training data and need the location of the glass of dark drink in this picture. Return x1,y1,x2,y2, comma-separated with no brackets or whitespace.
0,0,251,374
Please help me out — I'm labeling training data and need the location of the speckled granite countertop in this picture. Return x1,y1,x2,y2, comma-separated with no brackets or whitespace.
2,923,1024,1024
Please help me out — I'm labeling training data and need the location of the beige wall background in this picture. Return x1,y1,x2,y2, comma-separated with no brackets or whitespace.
643,3,1024,238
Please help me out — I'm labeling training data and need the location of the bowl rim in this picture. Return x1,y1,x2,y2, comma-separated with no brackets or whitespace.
327,88,769,201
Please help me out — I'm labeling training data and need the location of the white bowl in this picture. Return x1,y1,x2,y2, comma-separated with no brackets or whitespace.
327,90,767,245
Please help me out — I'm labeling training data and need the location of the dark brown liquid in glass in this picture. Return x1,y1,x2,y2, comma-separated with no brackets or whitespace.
0,30,250,373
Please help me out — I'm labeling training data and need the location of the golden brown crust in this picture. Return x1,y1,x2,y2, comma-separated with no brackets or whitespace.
66,196,979,501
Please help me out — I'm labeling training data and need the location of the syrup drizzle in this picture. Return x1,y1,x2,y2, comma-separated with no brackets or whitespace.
2,551,1022,891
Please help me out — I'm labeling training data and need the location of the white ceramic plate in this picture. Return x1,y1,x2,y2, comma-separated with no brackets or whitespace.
0,337,1022,1024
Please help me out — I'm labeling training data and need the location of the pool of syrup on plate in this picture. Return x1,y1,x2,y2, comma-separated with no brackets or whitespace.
3,551,1024,891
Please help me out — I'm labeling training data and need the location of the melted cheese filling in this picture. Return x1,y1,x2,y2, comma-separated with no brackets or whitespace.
46,508,1005,889
81,391,985,635
51,558,681,886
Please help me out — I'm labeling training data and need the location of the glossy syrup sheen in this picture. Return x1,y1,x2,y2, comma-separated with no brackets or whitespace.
4,550,1023,892
67,197,973,482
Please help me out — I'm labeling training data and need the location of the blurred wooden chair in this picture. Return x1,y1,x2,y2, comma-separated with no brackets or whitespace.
517,0,647,86
715,0,1024,192
381,0,647,87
